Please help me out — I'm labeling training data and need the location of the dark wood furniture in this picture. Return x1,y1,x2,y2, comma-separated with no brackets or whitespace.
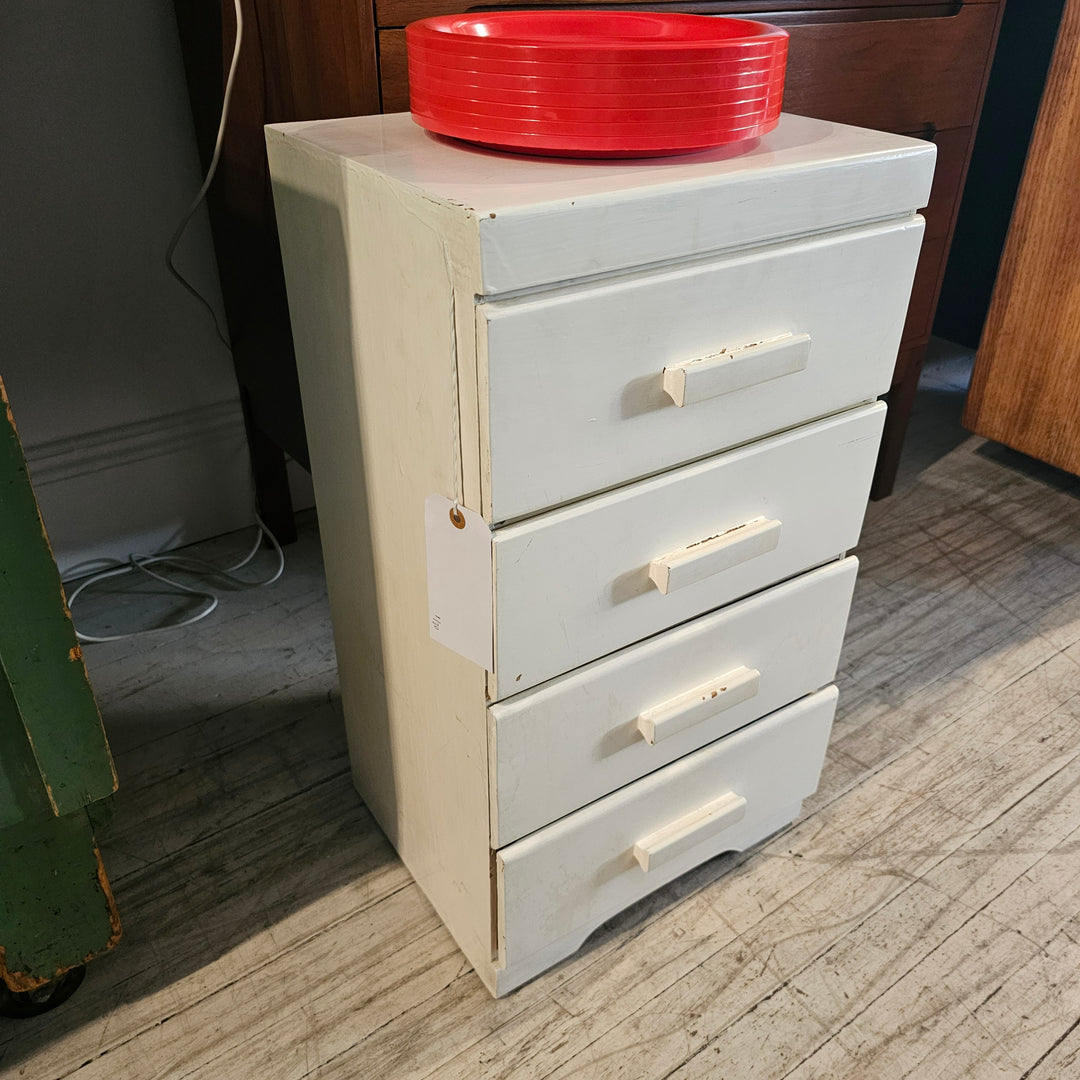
175,0,1004,524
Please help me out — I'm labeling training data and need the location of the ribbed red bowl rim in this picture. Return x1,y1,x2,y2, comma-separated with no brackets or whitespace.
407,12,788,53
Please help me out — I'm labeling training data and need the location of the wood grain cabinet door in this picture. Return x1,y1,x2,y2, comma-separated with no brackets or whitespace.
964,0,1080,477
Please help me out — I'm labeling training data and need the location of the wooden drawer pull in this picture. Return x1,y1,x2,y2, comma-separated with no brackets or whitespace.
649,517,782,595
662,332,811,407
633,791,748,872
636,665,760,745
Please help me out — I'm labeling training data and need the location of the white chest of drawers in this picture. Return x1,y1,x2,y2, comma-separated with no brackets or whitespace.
267,113,934,997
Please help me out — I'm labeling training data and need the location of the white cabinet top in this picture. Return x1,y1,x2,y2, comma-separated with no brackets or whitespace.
266,111,935,295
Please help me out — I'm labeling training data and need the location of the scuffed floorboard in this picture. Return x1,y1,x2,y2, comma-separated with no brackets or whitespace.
2,420,1079,1079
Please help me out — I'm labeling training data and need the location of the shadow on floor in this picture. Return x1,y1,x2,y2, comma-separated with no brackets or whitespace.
0,524,400,1070
975,441,1080,497
894,338,976,491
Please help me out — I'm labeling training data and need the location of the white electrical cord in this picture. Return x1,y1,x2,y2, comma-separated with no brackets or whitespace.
68,517,284,644
165,0,243,349
68,0,286,645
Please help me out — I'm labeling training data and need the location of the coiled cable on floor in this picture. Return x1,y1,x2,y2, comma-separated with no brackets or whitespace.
67,517,284,643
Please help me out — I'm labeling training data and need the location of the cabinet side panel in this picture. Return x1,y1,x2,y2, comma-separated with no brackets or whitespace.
266,131,494,988
964,0,1080,476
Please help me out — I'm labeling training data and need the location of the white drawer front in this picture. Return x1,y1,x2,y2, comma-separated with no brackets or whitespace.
480,217,923,522
489,557,857,847
495,686,837,995
492,402,884,698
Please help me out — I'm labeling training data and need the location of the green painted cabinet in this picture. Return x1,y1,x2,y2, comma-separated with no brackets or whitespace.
0,376,120,1003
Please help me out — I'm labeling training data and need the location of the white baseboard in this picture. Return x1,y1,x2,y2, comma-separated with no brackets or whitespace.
22,399,256,578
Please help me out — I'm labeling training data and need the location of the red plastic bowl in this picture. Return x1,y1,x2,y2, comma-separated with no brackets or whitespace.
406,12,788,157
408,91,781,126
406,42,785,76
414,115,778,158
408,12,788,60
411,101,776,136
407,59,785,94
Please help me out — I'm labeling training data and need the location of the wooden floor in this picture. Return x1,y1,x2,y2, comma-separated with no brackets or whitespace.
4,366,1080,1079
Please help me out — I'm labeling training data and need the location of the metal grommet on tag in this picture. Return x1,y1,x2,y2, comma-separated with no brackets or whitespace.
449,506,466,530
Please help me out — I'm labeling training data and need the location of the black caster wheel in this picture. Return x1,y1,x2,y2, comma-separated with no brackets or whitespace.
0,965,86,1018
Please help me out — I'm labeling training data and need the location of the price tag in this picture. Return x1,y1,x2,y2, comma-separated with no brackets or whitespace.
424,494,494,671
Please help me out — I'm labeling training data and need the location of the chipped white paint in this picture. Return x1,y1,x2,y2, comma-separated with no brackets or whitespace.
648,516,783,595
636,665,761,746
481,216,924,521
662,332,812,408
268,112,934,296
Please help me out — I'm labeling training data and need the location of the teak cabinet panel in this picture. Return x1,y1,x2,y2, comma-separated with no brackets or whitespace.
375,0,993,29
965,0,1080,477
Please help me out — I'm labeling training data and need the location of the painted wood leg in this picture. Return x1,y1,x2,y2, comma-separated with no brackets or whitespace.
246,413,298,546
0,809,121,996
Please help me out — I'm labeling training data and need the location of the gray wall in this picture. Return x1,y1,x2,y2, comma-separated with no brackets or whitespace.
1,1,253,573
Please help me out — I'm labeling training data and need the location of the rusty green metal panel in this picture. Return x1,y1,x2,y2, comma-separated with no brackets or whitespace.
0,378,117,819
0,660,52,829
0,809,121,990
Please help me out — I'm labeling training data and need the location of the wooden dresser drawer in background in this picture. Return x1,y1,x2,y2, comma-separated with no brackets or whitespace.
779,6,999,134
378,7,999,131
379,29,410,113
375,0,960,28
919,126,970,245
489,557,857,846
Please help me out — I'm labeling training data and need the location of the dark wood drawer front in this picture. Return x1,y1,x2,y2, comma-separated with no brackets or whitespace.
380,30,409,112
381,8,997,131
920,127,970,242
781,6,998,133
376,0,972,28
901,235,948,344
890,127,970,347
